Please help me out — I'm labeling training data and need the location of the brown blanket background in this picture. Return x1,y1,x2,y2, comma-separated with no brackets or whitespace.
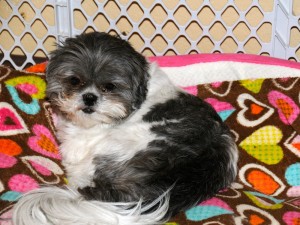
0,64,299,224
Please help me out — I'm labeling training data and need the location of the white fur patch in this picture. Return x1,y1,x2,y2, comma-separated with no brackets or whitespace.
129,64,181,122
57,119,159,188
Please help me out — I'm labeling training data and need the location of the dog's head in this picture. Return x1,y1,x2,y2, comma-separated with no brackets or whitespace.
46,32,149,127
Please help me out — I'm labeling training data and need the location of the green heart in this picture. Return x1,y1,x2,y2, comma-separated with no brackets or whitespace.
240,79,265,93
239,126,283,165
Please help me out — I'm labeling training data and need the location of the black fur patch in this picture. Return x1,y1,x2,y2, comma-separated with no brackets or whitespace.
80,92,237,217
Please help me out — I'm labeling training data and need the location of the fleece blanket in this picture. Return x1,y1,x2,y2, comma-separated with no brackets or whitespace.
0,64,65,224
1,54,300,225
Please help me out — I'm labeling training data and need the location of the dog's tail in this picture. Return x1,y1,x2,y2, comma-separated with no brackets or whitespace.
12,186,170,225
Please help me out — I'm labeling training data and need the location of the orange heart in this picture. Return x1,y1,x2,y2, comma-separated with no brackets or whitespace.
249,214,265,225
0,139,22,156
0,139,22,168
37,134,58,154
240,164,286,196
237,94,274,127
248,170,280,195
276,98,293,118
28,124,61,159
251,103,264,115
235,204,280,224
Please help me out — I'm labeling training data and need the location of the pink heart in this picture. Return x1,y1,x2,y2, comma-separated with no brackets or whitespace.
21,156,64,184
211,82,223,88
29,160,52,176
16,83,38,95
286,198,300,209
205,98,234,112
182,86,197,96
268,91,299,125
28,124,61,159
287,186,300,197
0,208,13,225
199,197,233,211
8,174,39,193
283,211,300,225
0,153,17,168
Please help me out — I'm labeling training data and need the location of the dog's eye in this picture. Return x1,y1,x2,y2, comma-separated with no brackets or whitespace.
101,83,116,92
69,76,82,86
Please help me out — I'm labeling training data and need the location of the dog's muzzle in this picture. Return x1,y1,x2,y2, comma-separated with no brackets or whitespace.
82,93,97,114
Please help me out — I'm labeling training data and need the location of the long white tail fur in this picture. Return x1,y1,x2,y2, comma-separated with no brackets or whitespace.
12,186,170,225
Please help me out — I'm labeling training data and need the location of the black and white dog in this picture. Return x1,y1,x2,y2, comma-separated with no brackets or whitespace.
13,32,238,225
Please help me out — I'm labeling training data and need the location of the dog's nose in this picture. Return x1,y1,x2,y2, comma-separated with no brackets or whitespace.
82,93,98,106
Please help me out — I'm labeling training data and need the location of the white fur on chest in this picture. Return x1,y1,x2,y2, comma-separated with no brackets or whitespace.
57,119,158,187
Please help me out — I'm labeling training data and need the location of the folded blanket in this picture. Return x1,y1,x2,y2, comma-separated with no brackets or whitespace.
1,54,300,224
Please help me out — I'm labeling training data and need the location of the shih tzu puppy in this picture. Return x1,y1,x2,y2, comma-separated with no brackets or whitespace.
13,32,238,225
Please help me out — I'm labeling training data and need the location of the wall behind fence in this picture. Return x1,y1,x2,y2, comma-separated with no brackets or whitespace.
0,0,299,70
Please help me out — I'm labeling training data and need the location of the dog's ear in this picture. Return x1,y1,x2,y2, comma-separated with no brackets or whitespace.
133,72,148,109
45,67,62,102
113,32,127,40
127,50,149,110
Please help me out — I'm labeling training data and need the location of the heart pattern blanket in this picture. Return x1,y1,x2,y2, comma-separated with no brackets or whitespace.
0,65,65,223
1,54,300,225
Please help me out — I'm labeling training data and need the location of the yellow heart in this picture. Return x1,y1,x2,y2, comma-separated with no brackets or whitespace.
240,79,265,94
239,126,283,165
